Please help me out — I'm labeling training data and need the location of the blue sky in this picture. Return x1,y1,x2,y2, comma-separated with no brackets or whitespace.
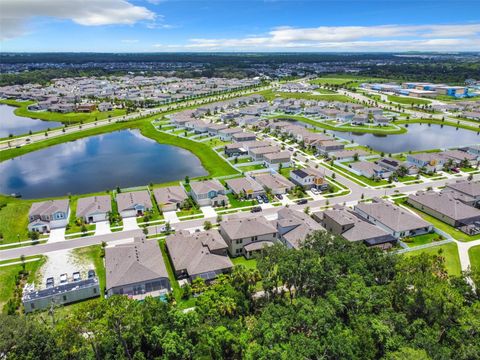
1,0,479,52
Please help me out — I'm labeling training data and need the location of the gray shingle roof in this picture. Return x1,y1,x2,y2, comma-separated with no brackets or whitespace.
355,198,430,232
105,237,169,291
166,230,232,277
220,216,277,240
29,199,69,217
116,190,152,212
153,186,188,206
76,195,111,217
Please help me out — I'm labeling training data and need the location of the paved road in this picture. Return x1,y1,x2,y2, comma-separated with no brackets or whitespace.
0,229,142,261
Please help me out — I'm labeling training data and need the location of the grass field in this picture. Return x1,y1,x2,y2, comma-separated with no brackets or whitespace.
468,245,480,272
403,242,461,276
72,245,106,294
396,198,480,242
0,99,126,124
139,122,239,178
231,256,257,270
403,232,443,248
0,195,36,244
257,89,352,102
0,257,45,310
386,95,431,106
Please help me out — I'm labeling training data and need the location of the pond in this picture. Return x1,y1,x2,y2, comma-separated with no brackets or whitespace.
0,104,63,138
329,123,480,153
0,129,208,199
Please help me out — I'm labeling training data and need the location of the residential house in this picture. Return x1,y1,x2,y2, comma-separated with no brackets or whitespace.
315,140,345,155
190,179,229,207
251,172,295,195
316,205,397,248
249,145,281,161
354,198,432,239
263,151,291,170
219,216,277,258
116,190,153,218
166,230,233,281
232,131,257,142
406,153,448,173
105,237,170,299
350,161,393,179
442,149,478,167
408,191,480,233
376,157,418,175
76,195,112,223
28,199,70,233
225,177,265,199
444,180,480,207
275,208,324,249
153,186,188,212
218,127,243,141
290,167,328,190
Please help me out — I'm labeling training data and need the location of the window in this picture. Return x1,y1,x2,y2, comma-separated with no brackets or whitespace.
63,295,67,301
251,236,258,241
236,239,243,244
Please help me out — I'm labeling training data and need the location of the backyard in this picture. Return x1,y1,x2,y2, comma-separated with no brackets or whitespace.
403,242,461,276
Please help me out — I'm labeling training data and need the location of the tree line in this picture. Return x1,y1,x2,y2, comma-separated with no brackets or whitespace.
1,231,480,359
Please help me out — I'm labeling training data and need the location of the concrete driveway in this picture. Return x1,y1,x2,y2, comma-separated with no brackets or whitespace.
48,228,66,243
201,206,217,218
123,217,140,231
163,211,180,224
95,221,111,235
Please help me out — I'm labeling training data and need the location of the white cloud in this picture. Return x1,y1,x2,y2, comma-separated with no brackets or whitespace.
172,23,480,51
0,0,156,40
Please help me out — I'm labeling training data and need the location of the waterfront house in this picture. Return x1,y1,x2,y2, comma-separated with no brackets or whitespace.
153,186,188,212
76,195,112,223
116,190,153,218
28,199,70,233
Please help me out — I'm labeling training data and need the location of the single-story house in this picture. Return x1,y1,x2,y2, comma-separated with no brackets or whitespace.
76,195,112,223
232,131,257,142
153,186,188,212
218,127,243,141
251,172,295,195
219,216,277,257
225,177,265,199
275,208,324,249
28,199,70,233
354,197,432,239
315,140,345,155
105,237,170,299
406,153,448,173
350,161,393,179
166,230,233,281
376,157,419,175
263,151,291,170
407,191,480,230
116,190,153,218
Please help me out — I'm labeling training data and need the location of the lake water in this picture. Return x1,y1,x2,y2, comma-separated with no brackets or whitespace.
0,104,63,138
0,129,207,198
329,123,480,153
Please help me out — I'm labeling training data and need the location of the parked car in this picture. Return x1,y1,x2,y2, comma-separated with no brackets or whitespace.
87,269,96,279
72,272,81,282
59,273,68,284
311,188,319,195
452,168,460,173
276,194,283,200
296,199,308,205
46,277,54,288
256,196,263,204
250,206,262,213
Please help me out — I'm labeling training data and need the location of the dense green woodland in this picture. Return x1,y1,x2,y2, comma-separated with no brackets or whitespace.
2,232,480,359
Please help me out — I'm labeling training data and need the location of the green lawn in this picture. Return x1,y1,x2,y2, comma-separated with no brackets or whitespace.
226,193,257,208
0,257,45,310
231,256,257,270
402,232,444,248
0,99,126,124
72,245,106,295
257,89,352,102
239,164,266,172
468,245,480,272
333,164,389,186
386,95,431,106
0,195,36,244
398,199,480,242
140,122,239,178
403,242,461,276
